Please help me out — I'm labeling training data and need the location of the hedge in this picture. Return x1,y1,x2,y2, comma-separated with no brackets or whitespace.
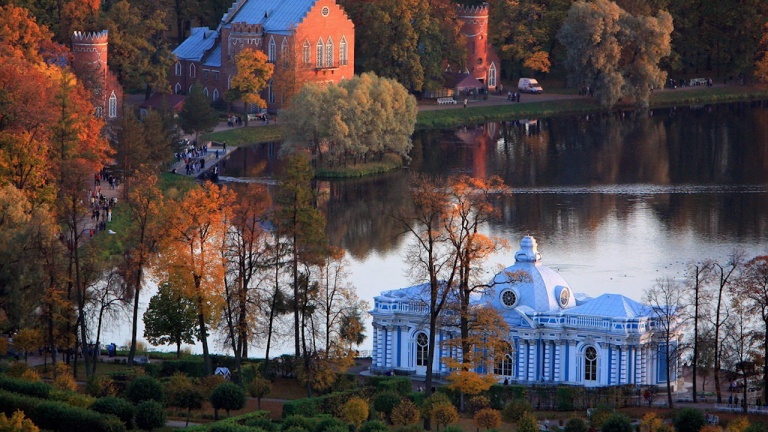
0,388,44,416
161,359,207,378
368,377,412,396
487,385,527,410
91,396,136,429
0,376,52,398
33,400,126,432
282,391,357,418
183,411,272,432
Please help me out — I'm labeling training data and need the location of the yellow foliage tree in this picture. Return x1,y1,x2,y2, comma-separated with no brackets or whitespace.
156,182,235,375
431,403,459,432
0,410,39,432
474,408,502,431
228,49,274,125
342,397,369,430
640,412,663,432
391,399,421,426
725,417,749,432
523,51,551,73
699,426,722,432
13,328,42,361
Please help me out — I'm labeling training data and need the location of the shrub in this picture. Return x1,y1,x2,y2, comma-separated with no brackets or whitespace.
211,382,246,419
248,377,273,409
501,399,532,423
556,387,576,411
474,408,502,431
91,396,136,429
135,400,166,431
342,397,369,429
601,414,632,432
673,408,705,432
6,362,30,378
487,385,527,409
391,399,420,426
160,359,207,378
564,418,588,432
0,376,52,398
420,393,452,420
86,376,117,398
245,418,278,432
359,420,389,432
209,424,256,432
285,427,310,432
727,417,750,432
53,373,78,392
315,417,350,432
282,415,314,432
0,389,43,417
20,369,41,382
745,423,768,432
372,391,401,419
443,426,463,432
431,403,459,432
589,406,615,430
50,391,95,408
467,395,491,414
125,376,163,404
397,425,425,432
518,412,539,432
375,378,412,396
0,410,39,432
33,400,126,432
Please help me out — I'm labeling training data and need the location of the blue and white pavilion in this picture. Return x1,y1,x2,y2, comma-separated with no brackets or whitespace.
370,236,680,388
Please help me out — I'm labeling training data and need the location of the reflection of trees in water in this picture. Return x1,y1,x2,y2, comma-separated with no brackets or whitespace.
324,172,411,259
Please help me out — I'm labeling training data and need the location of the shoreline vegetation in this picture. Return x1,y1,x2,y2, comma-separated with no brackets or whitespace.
198,84,768,178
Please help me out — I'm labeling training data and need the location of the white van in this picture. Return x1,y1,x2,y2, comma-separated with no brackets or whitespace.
518,78,543,94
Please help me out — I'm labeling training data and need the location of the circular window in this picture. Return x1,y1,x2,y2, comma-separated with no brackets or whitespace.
321,6,330,16
559,288,570,307
417,333,428,346
585,347,597,361
501,289,518,308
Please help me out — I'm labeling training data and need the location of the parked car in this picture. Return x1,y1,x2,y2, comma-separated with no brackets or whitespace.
518,78,543,94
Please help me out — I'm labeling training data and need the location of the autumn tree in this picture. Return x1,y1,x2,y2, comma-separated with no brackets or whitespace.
443,306,510,410
12,328,42,362
227,49,273,126
156,182,235,375
280,73,417,167
723,298,760,413
179,82,219,145
707,254,741,404
0,410,39,432
143,282,197,358
222,183,271,375
733,255,768,408
487,0,553,75
474,408,502,431
397,174,458,410
644,277,685,409
274,154,328,374
0,5,57,64
122,173,165,365
557,0,672,108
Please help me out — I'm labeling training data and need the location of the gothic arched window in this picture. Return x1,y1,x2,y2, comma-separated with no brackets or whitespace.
175,62,181,76
326,37,333,67
303,40,311,65
268,37,276,63
108,91,117,118
584,346,597,381
190,63,196,78
339,36,348,66
416,333,428,366
213,89,219,101
489,63,497,88
316,39,324,68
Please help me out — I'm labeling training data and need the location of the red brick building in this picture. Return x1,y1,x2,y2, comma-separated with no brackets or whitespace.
458,2,499,91
171,0,355,112
71,30,123,120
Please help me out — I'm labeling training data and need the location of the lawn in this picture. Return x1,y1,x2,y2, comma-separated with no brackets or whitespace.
200,125,281,146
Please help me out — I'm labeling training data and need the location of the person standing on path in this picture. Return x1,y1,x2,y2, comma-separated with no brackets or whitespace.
463,98,467,108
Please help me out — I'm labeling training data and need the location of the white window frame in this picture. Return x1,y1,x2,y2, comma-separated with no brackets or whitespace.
584,346,598,382
339,36,347,66
326,37,334,67
489,62,497,88
303,40,311,65
174,83,181,94
268,36,276,63
174,62,181,76
416,333,428,367
108,91,117,118
316,39,324,68
189,63,196,78
213,89,219,101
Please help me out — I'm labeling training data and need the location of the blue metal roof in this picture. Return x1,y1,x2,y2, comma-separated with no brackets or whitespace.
223,0,315,31
203,44,222,67
173,27,218,61
565,294,652,318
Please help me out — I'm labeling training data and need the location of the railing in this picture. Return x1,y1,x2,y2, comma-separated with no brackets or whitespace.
437,97,456,105
714,404,768,415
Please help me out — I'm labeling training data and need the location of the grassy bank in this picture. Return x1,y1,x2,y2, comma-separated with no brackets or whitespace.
200,85,768,144
315,154,403,178
200,124,281,146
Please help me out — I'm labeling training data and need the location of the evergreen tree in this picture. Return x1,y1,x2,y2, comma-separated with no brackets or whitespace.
143,281,198,358
178,82,219,144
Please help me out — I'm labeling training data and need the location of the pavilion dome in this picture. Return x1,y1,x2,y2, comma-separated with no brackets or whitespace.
483,236,576,312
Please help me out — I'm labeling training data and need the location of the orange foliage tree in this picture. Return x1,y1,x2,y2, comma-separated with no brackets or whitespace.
756,23,768,82
156,182,235,375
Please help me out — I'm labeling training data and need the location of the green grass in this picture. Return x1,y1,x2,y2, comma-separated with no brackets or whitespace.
315,154,404,178
200,125,281,146
647,84,768,106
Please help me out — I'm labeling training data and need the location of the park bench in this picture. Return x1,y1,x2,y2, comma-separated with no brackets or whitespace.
437,97,456,105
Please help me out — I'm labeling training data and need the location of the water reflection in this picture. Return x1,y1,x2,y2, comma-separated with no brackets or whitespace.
218,101,768,289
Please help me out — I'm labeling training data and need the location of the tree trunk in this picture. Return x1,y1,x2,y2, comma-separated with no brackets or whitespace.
196,289,212,375
128,271,141,366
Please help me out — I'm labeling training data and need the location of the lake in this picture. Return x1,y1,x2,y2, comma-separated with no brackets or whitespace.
118,101,768,356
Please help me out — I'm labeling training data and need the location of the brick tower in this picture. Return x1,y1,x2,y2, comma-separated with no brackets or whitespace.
457,3,499,90
71,30,120,119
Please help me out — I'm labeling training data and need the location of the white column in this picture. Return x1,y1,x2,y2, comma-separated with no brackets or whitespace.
528,340,536,381
372,326,379,367
554,341,562,382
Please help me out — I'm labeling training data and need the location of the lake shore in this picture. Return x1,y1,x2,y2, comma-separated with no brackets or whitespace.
200,83,768,147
